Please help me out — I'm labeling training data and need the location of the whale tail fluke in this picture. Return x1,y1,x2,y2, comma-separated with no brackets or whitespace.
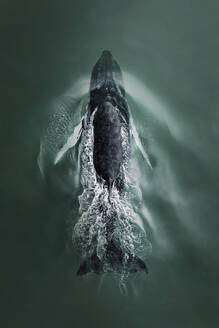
76,241,148,276
77,253,104,276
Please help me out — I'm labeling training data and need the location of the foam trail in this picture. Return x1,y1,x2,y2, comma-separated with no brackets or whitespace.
73,111,152,277
37,72,155,278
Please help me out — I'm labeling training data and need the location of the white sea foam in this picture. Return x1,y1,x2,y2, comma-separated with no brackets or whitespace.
72,112,152,273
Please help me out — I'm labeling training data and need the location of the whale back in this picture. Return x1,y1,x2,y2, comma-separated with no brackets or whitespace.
93,101,122,186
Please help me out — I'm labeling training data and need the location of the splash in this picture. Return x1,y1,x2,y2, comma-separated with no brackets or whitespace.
73,111,152,277
37,75,155,280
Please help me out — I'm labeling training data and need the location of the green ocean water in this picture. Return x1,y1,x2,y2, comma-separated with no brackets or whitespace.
1,1,219,327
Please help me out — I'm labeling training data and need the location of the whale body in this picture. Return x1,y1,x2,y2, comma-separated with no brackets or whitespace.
87,51,130,193
77,51,148,275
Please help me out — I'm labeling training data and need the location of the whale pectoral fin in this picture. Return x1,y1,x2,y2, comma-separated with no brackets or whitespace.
54,118,84,165
130,116,152,169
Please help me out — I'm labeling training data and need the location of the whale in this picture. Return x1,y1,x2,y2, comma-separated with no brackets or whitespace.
77,51,148,275
38,50,150,276
87,50,129,195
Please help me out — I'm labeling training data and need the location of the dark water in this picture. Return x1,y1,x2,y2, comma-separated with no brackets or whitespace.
1,1,219,327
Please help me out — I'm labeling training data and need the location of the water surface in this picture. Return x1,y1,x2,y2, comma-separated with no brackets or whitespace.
1,1,219,327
